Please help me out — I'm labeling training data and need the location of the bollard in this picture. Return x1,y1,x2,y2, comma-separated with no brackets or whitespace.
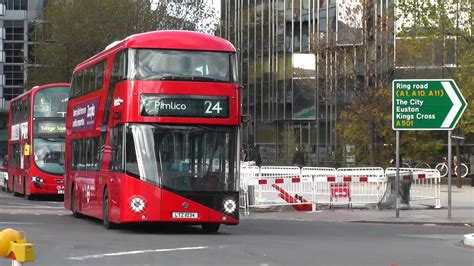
0,229,35,265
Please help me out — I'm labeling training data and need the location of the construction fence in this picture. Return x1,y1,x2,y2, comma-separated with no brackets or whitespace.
239,166,441,215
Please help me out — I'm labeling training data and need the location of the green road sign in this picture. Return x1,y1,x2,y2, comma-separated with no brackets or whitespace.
392,79,467,130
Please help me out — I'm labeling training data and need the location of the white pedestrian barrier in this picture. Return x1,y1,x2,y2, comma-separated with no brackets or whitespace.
239,166,260,214
385,168,441,208
239,166,442,215
312,171,384,210
301,167,337,176
0,167,8,190
245,166,314,211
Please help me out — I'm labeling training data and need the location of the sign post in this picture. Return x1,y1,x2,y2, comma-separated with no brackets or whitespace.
392,79,467,218
395,131,400,218
448,131,452,219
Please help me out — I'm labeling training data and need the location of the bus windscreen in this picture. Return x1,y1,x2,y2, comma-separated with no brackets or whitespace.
124,124,237,192
133,49,236,83
33,137,65,175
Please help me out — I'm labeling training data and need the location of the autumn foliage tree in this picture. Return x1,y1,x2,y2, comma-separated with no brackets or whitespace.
396,0,473,134
330,1,445,166
320,0,396,166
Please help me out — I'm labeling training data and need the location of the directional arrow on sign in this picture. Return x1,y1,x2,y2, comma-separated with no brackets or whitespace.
392,79,468,130
441,81,463,128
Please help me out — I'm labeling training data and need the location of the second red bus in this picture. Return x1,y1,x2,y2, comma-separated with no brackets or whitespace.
7,83,70,199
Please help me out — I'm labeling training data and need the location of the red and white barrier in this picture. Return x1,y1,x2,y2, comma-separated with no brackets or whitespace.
247,175,312,186
312,171,384,209
239,166,441,214
385,168,441,208
243,166,314,211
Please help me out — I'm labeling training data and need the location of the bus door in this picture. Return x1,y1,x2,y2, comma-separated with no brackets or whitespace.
107,125,124,220
124,124,162,220
86,137,102,218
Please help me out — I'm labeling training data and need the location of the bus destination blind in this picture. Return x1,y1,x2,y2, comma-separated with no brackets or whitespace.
140,94,229,118
35,121,66,134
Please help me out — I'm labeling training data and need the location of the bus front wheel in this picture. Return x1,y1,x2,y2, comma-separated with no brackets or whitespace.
202,223,220,233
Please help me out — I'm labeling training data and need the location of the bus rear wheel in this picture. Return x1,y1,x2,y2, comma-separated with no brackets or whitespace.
71,186,83,218
24,180,33,200
12,176,20,197
103,189,116,230
201,223,220,233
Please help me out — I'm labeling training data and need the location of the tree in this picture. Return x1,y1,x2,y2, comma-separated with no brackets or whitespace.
27,0,218,87
326,0,444,166
396,0,473,133
325,0,395,166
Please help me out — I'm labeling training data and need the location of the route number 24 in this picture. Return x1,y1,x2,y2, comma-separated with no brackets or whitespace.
204,101,222,114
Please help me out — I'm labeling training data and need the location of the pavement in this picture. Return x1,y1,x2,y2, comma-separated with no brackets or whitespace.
245,185,474,226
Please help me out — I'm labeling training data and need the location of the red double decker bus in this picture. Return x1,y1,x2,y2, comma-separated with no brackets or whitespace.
7,83,70,199
64,31,241,231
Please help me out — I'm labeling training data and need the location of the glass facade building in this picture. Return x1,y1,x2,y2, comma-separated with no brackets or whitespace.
220,0,395,166
0,0,46,154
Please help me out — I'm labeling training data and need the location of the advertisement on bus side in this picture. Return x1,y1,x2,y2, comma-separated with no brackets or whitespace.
71,98,99,133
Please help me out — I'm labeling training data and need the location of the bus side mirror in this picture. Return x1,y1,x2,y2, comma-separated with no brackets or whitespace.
113,112,121,120
111,112,121,128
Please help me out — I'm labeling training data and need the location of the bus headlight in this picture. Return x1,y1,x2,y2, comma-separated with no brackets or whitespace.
130,197,146,213
32,176,45,183
223,198,236,214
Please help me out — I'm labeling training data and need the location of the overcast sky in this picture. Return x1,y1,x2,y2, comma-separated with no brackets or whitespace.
208,0,220,16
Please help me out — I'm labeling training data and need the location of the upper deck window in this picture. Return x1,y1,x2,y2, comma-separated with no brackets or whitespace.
131,49,237,83
70,60,106,98
34,86,69,118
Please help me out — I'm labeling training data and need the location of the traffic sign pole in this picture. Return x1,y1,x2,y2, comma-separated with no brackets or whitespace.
396,131,400,218
448,131,452,219
393,79,467,219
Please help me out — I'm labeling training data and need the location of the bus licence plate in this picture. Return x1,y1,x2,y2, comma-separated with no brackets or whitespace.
172,212,198,219
57,190,64,194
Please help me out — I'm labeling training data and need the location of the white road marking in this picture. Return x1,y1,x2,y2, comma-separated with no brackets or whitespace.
46,201,63,205
4,202,64,209
398,234,464,240
67,246,209,261
0,205,64,209
0,222,42,225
